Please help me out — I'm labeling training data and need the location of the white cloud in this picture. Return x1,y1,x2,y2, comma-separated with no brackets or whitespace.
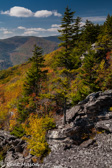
20,25,59,36
0,28,7,31
0,27,13,36
3,30,12,34
82,16,106,22
0,24,60,39
51,24,61,28
19,27,46,32
34,10,62,18
22,27,46,36
27,28,46,31
47,27,58,32
22,29,58,36
1,11,9,15
18,26,59,34
0,27,16,39
1,6,62,18
1,6,33,17
18,26,26,30
53,11,62,17
34,10,52,18
23,30,39,36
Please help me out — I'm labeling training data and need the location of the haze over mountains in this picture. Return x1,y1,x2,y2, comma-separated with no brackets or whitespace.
0,36,59,70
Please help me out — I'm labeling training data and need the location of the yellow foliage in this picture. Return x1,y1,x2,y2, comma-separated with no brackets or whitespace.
0,104,8,123
109,107,112,111
99,59,105,71
22,114,55,157
0,63,31,128
9,109,18,130
44,48,61,66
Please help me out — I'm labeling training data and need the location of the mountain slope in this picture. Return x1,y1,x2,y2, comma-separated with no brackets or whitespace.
0,48,60,126
43,36,60,43
0,36,58,70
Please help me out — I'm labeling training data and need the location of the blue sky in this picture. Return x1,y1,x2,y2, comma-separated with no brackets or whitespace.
0,0,112,39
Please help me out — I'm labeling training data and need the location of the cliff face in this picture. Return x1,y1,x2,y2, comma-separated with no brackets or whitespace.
1,90,112,168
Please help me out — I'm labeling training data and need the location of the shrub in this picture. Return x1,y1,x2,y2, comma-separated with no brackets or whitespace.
10,124,25,138
109,107,112,111
22,114,55,158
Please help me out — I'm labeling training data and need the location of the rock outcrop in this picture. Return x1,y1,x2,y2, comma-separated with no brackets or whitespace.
0,131,40,168
1,90,112,168
42,90,112,168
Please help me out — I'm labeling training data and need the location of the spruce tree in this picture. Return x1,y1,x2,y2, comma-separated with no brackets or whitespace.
58,6,75,69
98,14,112,52
18,45,47,122
81,20,100,45
72,16,82,46
51,68,72,124
56,7,83,124
79,50,100,92
105,14,112,36
23,45,45,97
55,7,75,124
71,50,100,104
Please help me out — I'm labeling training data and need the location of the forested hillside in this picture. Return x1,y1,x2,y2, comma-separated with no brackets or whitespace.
0,36,58,70
1,7,112,161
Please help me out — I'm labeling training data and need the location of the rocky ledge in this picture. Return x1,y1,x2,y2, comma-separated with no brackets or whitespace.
0,131,40,168
1,90,112,168
42,90,112,168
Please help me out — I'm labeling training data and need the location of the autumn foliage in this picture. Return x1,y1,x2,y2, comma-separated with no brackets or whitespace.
22,114,55,157
1,7,112,159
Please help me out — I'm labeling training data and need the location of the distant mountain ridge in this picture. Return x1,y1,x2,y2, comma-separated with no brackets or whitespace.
43,36,60,43
0,36,59,70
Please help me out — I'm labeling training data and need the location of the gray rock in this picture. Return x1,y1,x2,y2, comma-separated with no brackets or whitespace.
42,90,112,168
0,130,35,168
47,129,67,140
12,139,20,146
2,90,112,168
80,138,96,148
96,119,112,133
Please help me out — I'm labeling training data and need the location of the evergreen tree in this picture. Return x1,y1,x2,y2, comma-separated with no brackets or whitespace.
18,45,47,122
55,7,75,124
72,16,82,46
104,14,112,36
97,15,112,64
71,50,101,104
79,50,100,92
51,68,72,124
58,6,75,69
97,14,112,52
81,20,101,45
23,45,45,98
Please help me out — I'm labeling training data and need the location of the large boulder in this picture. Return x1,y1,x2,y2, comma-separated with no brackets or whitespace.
43,90,112,168
48,90,112,145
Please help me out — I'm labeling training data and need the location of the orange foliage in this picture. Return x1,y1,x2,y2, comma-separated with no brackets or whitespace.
0,63,31,128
